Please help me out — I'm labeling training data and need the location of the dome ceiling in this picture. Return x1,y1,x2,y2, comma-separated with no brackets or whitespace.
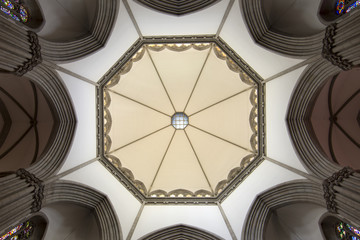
100,37,265,203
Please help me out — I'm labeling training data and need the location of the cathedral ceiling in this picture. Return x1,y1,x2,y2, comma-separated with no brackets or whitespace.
99,37,265,203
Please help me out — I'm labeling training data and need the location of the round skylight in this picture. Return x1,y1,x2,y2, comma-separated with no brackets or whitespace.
171,112,189,129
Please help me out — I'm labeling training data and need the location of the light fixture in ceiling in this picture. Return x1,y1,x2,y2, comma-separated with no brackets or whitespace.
171,112,189,130
98,36,265,204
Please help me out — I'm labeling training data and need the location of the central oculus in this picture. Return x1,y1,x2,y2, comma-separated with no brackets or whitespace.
171,112,189,129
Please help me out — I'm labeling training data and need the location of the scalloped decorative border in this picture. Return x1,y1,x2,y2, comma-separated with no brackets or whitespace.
97,35,266,204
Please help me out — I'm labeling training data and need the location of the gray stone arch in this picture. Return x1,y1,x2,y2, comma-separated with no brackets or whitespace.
38,0,118,62
287,60,360,176
0,64,76,179
286,45,360,222
240,0,324,57
133,0,221,15
0,65,76,231
242,180,325,240
0,16,76,177
287,59,341,177
43,180,122,240
139,224,223,240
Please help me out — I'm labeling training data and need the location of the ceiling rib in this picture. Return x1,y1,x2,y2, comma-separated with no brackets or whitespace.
183,44,213,113
334,122,360,148
188,86,254,117
0,82,41,161
184,129,215,194
146,47,177,112
126,202,145,240
217,202,237,240
122,0,143,39
0,125,32,159
215,0,235,37
31,82,39,164
108,125,172,154
148,129,176,193
32,126,39,164
189,124,254,153
99,36,265,203
31,82,38,120
334,89,360,116
107,89,171,117
0,87,32,120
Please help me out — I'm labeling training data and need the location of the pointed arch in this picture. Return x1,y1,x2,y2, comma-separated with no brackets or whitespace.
38,0,118,62
0,73,58,174
242,180,325,240
139,224,223,240
133,0,221,15
0,64,75,179
240,0,324,57
44,181,122,240
287,58,360,177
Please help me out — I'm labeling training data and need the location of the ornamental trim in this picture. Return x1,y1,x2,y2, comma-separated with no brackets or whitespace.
323,167,354,213
16,168,44,212
322,23,353,71
15,31,42,76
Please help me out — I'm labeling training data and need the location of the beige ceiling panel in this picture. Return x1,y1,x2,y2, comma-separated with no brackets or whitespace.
190,89,254,151
107,91,170,151
148,47,211,111
185,51,250,115
185,126,250,189
112,126,175,190
110,51,174,115
150,130,212,193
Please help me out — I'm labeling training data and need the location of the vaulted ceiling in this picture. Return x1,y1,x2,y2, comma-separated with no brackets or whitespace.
3,0,346,239
102,42,261,201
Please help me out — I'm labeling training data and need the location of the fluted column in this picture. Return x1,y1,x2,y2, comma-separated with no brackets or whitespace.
322,11,360,69
323,167,360,224
0,17,42,74
0,16,76,235
0,169,43,232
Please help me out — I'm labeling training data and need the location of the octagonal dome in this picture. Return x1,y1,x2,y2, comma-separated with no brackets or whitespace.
100,37,264,203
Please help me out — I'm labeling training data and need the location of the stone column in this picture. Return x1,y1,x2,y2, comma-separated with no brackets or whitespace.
322,11,360,70
0,17,42,75
0,169,44,232
0,16,76,233
323,167,360,224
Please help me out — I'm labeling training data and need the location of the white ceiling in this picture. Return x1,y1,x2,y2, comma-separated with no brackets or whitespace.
39,0,322,239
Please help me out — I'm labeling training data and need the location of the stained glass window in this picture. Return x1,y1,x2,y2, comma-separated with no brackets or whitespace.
0,0,28,23
336,0,360,15
346,0,360,13
336,221,360,240
0,221,33,240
